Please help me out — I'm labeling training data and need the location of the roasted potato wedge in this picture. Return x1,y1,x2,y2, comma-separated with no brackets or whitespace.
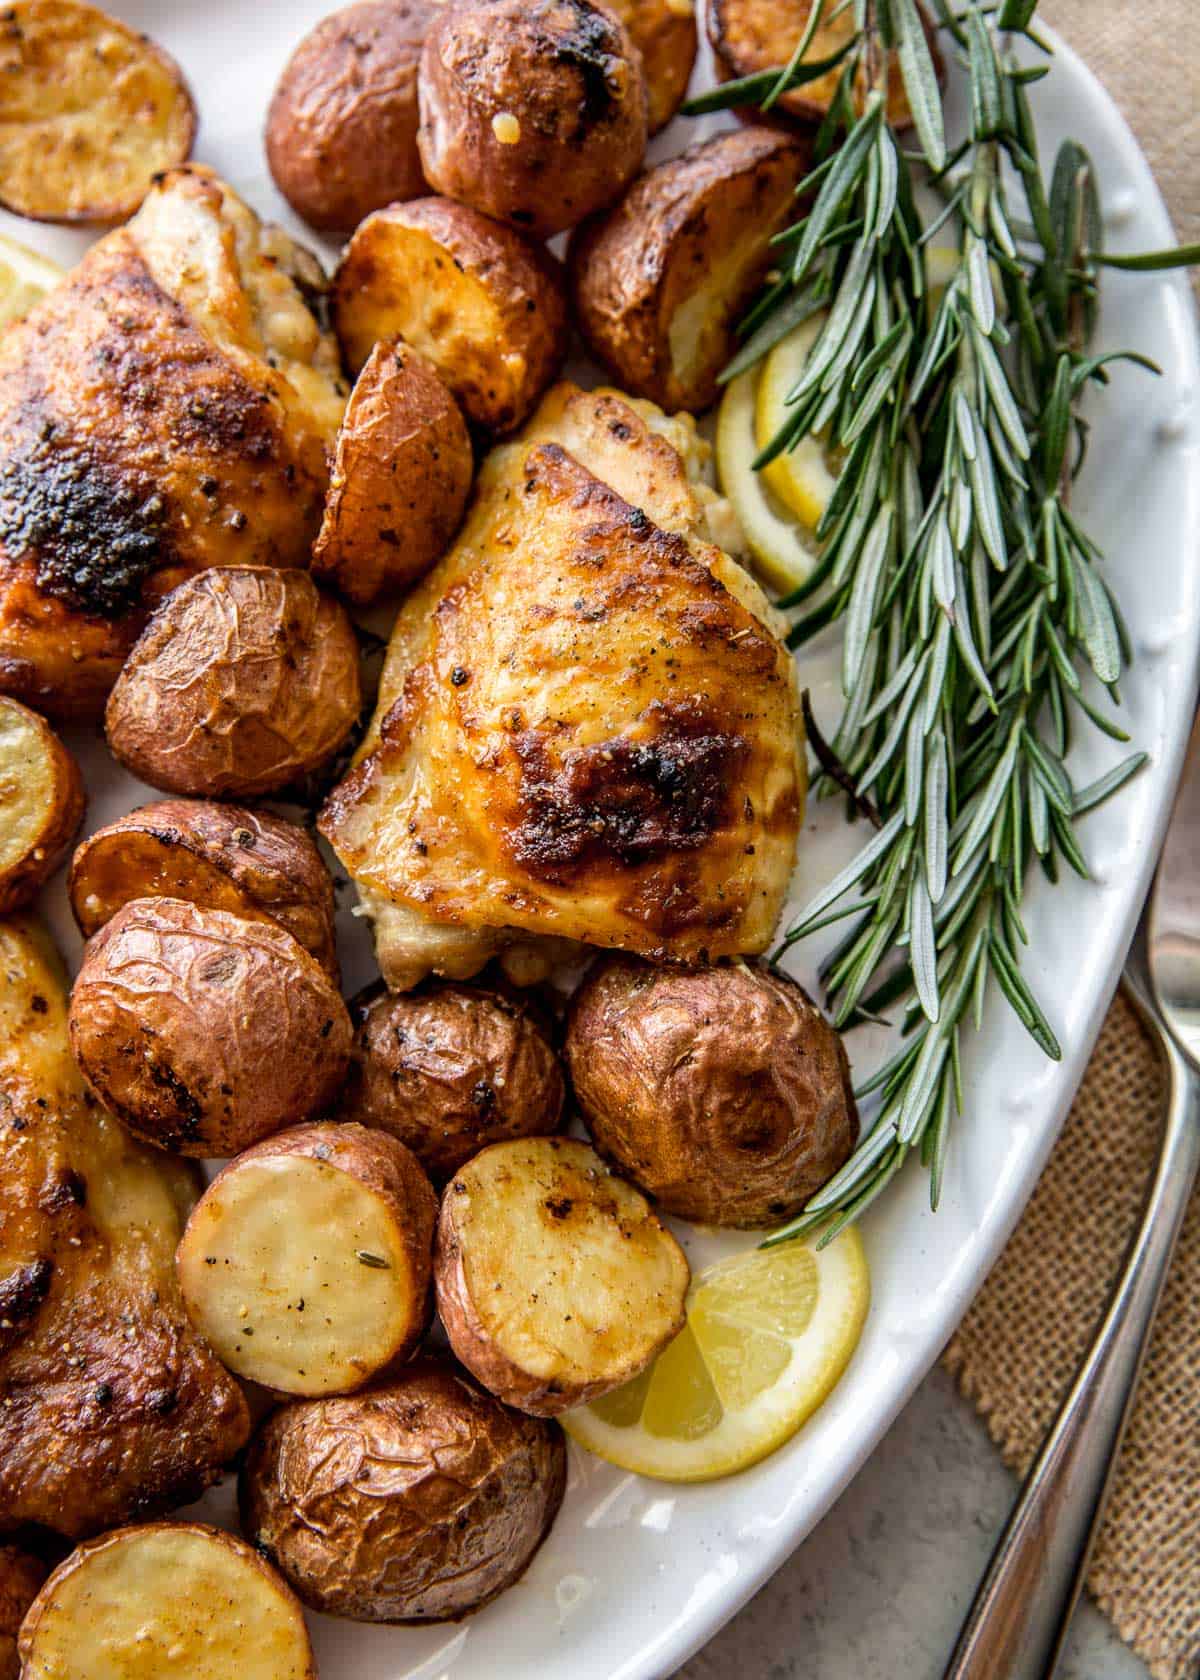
18,1523,315,1679
69,799,339,980
607,0,698,134
334,196,568,433
178,1122,437,1396
0,1546,46,1680
0,1,196,223
68,897,353,1156
436,1137,689,1414
566,956,859,1227
708,0,941,128
105,567,362,799
240,1358,566,1621
0,696,84,912
266,0,435,232
347,980,565,1182
570,126,807,412
417,0,647,240
313,339,473,604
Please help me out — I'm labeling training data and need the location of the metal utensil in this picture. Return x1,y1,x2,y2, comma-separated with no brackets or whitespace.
943,710,1200,1680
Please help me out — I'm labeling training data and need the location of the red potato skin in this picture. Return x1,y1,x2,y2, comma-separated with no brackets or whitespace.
67,898,353,1156
0,697,85,914
312,339,473,604
266,0,436,232
68,799,339,981
239,1358,566,1622
417,0,648,240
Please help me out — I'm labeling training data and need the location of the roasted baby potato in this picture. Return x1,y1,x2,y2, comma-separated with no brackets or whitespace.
333,196,568,433
69,799,339,980
708,0,940,128
566,956,859,1227
266,0,435,232
313,339,473,604
0,0,196,224
68,897,353,1156
18,1523,315,1680
240,1358,566,1621
105,567,362,799
436,1137,689,1414
178,1122,437,1396
570,126,807,412
347,980,565,1182
0,1546,46,1680
0,233,62,331
0,696,84,913
607,0,698,134
417,0,648,240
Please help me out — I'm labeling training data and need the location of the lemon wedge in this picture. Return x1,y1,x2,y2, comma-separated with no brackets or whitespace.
0,233,62,331
716,368,821,596
755,314,839,531
563,1225,869,1482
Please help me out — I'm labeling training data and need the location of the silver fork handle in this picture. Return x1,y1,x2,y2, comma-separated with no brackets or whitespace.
943,979,1200,1680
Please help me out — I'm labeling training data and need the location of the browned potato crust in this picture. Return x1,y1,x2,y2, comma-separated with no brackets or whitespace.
566,956,859,1227
436,1137,689,1414
0,696,83,912
0,1546,46,1680
68,897,353,1156
333,196,568,433
240,1358,566,1621
178,1123,437,1396
105,568,362,799
0,1,196,224
569,126,807,412
313,339,473,604
266,0,435,233
346,980,565,1182
708,0,941,128
69,799,339,980
417,0,648,239
18,1523,316,1678
607,0,698,134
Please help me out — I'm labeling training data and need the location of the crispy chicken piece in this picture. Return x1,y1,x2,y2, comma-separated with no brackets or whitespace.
0,916,249,1539
321,384,804,989
0,165,347,718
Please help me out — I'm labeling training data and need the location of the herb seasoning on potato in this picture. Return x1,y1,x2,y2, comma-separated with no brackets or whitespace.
240,1358,566,1622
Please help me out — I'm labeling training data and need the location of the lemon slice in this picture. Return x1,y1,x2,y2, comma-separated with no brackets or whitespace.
755,315,839,531
0,233,62,331
716,369,821,596
563,1226,869,1482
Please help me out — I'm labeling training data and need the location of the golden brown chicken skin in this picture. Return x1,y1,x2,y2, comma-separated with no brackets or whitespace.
0,166,346,718
0,917,249,1539
321,385,803,982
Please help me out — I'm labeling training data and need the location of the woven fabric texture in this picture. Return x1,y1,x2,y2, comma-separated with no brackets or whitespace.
942,9,1199,1676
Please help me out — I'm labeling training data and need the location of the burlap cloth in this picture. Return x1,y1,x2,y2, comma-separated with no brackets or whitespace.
941,17,1199,1677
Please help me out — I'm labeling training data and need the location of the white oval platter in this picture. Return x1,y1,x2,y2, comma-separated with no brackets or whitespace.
6,3,1198,1678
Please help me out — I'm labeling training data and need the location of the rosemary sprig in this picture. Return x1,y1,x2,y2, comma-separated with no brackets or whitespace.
694,2,1195,1243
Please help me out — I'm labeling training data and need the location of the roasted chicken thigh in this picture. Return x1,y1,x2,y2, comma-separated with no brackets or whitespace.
321,384,804,987
0,165,346,717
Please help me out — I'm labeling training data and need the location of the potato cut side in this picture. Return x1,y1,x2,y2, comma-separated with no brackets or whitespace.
0,1,196,223
437,1138,690,1415
18,1524,314,1680
0,695,84,913
178,1140,433,1395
